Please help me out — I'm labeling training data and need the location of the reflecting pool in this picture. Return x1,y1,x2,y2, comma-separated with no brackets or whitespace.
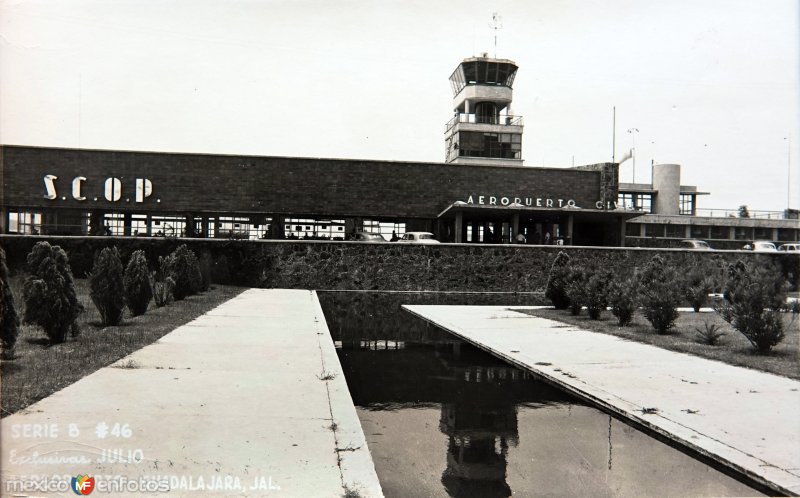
319,292,763,498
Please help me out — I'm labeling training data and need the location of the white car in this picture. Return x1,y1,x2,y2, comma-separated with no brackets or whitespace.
398,232,440,244
778,243,800,253
742,241,777,252
679,239,712,250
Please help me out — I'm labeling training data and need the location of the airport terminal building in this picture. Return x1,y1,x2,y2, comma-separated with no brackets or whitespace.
1,55,797,247
0,145,627,246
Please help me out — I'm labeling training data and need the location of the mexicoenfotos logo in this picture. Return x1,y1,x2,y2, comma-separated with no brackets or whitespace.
71,474,95,495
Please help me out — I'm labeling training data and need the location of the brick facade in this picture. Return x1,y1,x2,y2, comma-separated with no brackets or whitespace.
1,145,607,219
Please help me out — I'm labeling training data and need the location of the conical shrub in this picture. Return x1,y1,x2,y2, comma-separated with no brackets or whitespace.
23,241,83,343
90,247,125,326
124,250,152,316
1,247,20,358
638,255,681,334
162,245,202,300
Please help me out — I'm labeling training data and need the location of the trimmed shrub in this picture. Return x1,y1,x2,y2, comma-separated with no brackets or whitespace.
90,247,125,327
124,250,152,316
565,266,587,316
1,247,20,358
716,260,787,353
153,277,175,307
545,251,571,309
188,250,203,294
162,245,202,300
684,266,715,312
638,255,682,334
152,255,175,307
198,251,213,291
585,268,613,320
22,242,83,343
609,277,638,327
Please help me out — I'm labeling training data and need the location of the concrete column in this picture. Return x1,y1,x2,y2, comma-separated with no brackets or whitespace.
619,218,626,247
772,227,779,241
123,213,132,236
81,211,90,235
511,213,520,240
214,218,222,239
729,226,736,240
270,216,283,239
145,214,152,236
454,212,463,243
566,215,574,245
0,207,6,233
344,219,356,237
42,211,55,235
686,225,692,238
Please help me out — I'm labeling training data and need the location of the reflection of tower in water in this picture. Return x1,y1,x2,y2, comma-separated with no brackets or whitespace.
438,363,523,498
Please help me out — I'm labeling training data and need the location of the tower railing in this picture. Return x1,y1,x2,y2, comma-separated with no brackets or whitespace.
445,113,524,132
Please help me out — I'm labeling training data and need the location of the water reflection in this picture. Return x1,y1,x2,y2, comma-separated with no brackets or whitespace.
322,291,544,348
319,292,762,498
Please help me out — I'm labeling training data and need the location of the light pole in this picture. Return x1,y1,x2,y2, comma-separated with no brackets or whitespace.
627,128,639,183
785,137,791,211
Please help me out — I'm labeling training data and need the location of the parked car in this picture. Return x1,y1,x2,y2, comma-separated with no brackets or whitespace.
350,231,387,243
398,232,440,244
679,239,712,250
742,241,778,252
778,243,800,253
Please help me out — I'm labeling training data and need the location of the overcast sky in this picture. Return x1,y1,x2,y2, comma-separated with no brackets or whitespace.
2,0,798,212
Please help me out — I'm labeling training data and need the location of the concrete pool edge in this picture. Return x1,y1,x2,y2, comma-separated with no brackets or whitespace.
310,291,385,498
402,304,800,496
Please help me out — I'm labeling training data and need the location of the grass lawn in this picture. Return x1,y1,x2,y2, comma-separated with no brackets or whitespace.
1,276,244,417
519,308,799,380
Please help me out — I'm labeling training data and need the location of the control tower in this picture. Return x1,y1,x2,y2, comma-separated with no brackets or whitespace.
444,54,524,166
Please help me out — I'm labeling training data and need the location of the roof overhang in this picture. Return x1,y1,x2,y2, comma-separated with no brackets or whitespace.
437,202,643,221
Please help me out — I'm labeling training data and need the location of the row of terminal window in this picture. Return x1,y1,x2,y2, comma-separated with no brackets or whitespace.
626,223,797,241
6,212,406,240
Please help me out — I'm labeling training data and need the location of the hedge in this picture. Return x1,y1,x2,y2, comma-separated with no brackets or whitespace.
2,235,796,293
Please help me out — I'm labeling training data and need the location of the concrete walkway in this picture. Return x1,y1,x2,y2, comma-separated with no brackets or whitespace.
1,289,382,498
403,304,800,496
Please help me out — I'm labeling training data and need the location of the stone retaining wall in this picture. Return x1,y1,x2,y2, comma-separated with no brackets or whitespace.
2,235,796,291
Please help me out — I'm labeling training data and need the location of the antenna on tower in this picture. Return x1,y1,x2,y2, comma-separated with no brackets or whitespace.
489,12,502,58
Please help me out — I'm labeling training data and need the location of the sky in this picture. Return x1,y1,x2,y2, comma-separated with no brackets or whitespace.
1,0,798,212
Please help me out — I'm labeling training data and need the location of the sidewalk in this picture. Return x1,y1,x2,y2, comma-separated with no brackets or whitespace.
403,304,800,496
1,289,382,498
